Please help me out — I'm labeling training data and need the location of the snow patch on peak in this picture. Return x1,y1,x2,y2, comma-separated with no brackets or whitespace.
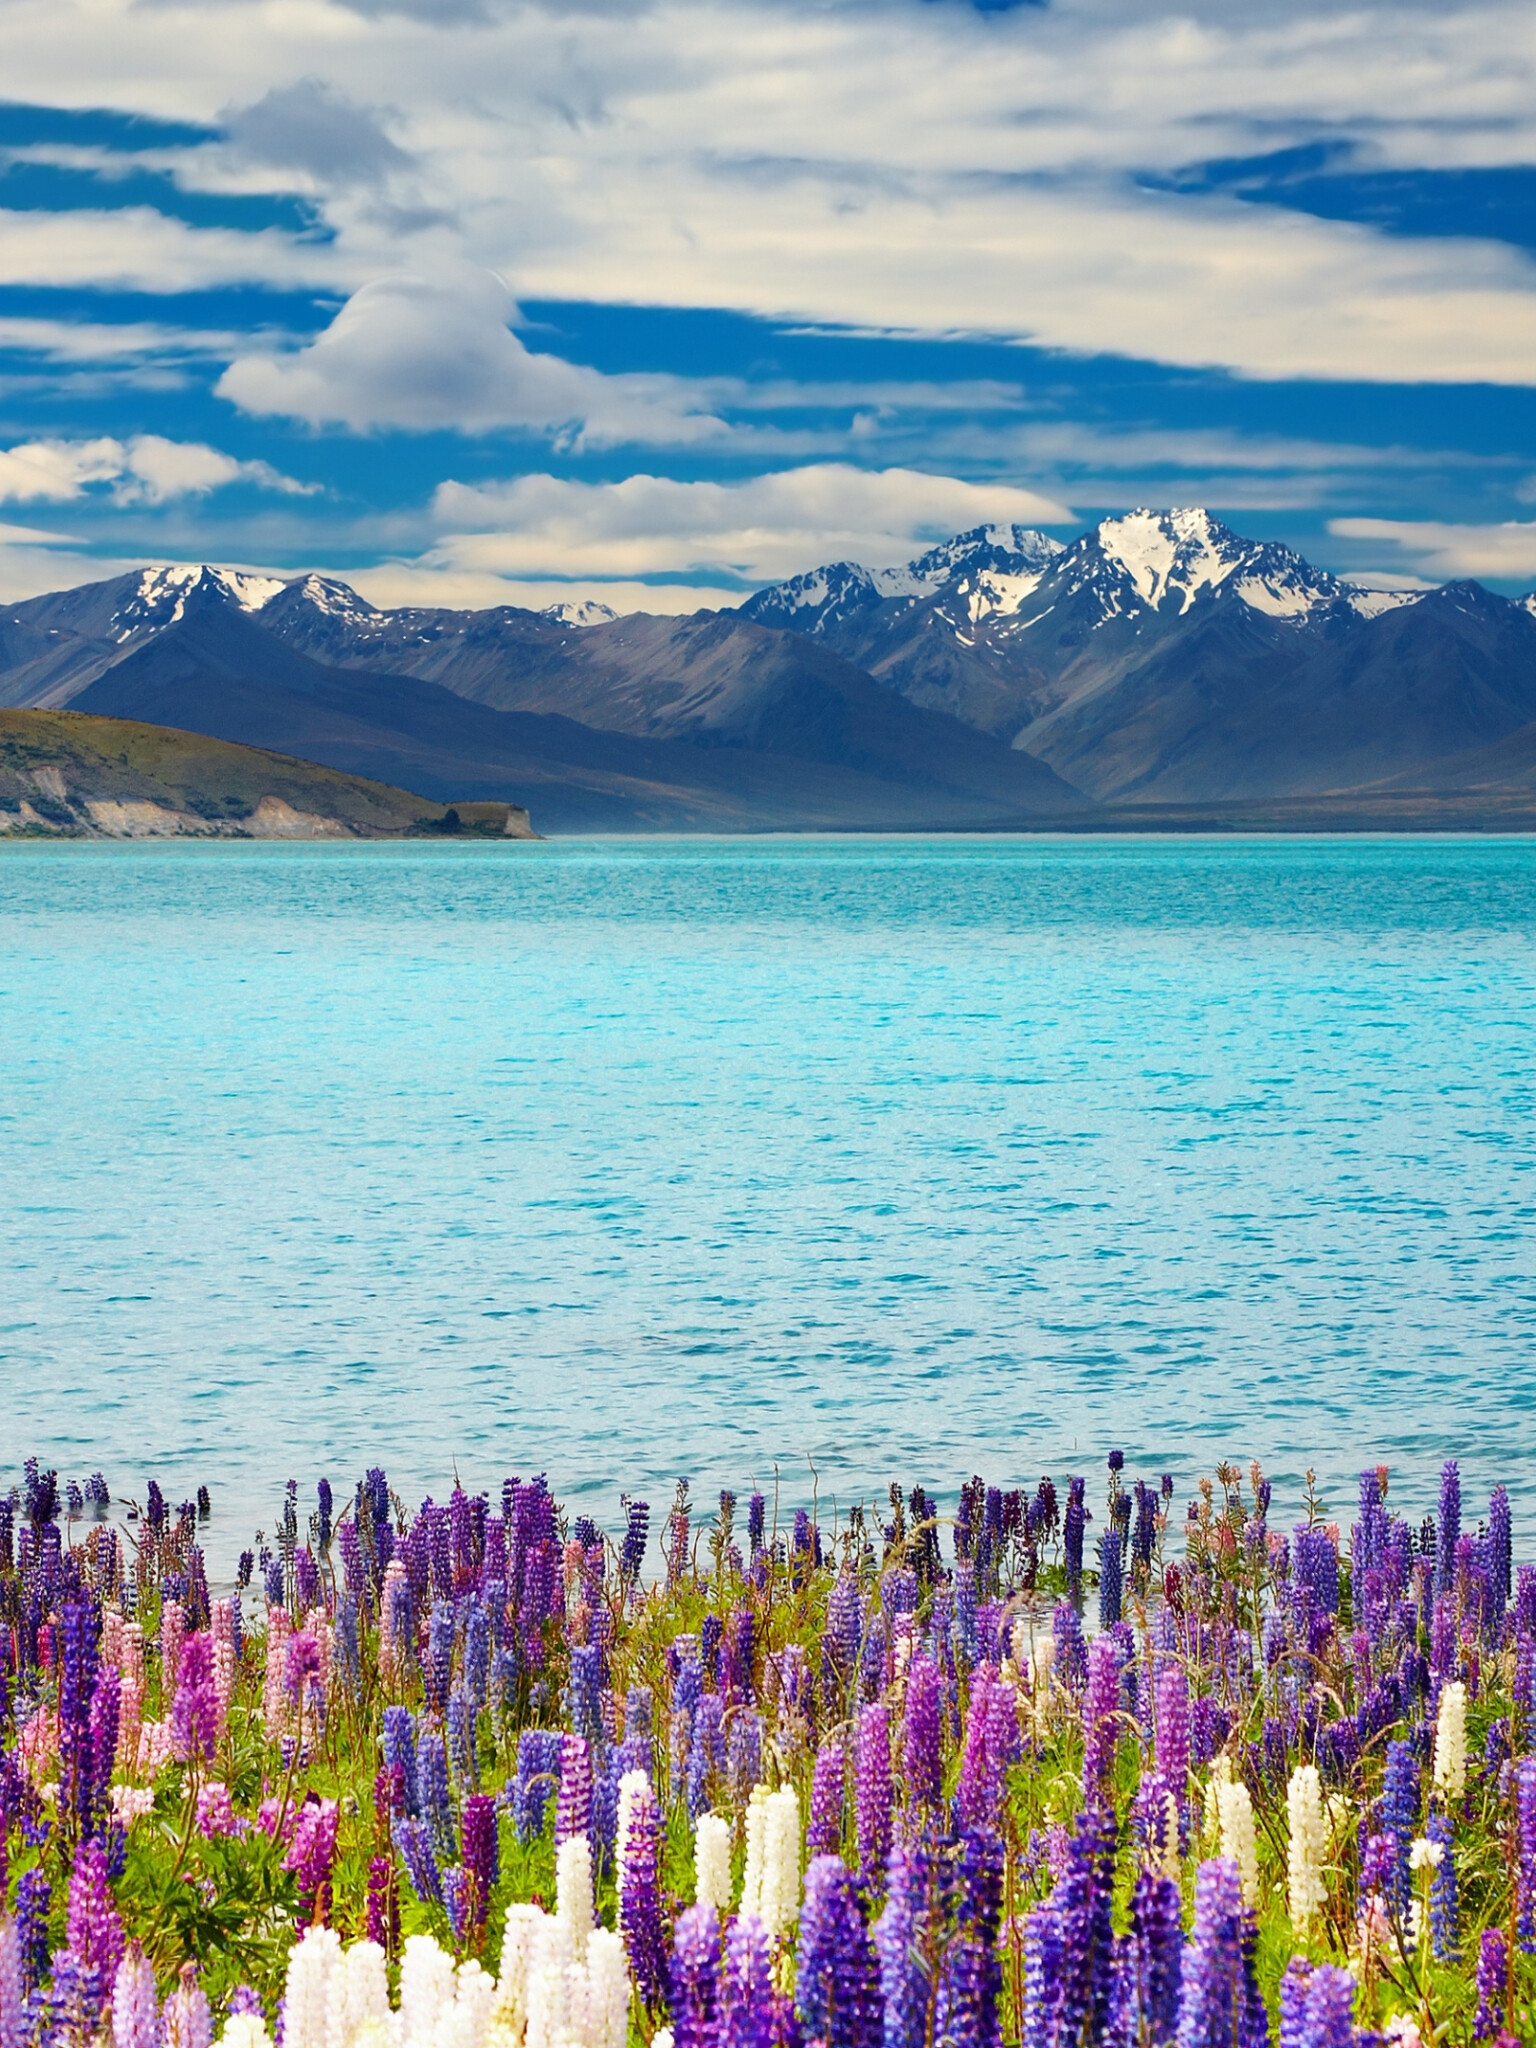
1519,591,1536,619
1093,508,1239,611
293,573,375,618
961,567,1049,622
541,599,618,628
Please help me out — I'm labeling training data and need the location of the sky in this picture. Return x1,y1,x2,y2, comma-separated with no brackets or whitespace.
1,0,1535,613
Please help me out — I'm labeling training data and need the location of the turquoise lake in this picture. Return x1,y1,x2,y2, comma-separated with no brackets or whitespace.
3,835,1534,1552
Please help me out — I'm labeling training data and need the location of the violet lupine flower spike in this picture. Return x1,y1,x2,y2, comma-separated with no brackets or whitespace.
1173,1858,1267,2048
1110,1868,1182,2048
670,1904,722,2048
903,1652,941,1810
722,1912,775,2048
67,1835,126,2009
855,1704,893,1897
620,1773,668,2012
809,1736,847,1860
111,1943,160,2048
797,1856,881,2048
875,1830,936,2048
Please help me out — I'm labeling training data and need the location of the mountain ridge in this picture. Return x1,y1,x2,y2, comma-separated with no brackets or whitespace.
5,510,1536,828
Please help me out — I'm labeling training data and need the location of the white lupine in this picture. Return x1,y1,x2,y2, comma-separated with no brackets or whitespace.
434,1963,497,2048
739,1784,769,1918
759,1786,802,1935
1215,1776,1260,1908
651,2035,674,2048
1287,1764,1328,1939
399,1938,459,2048
327,1939,391,2048
492,1905,546,2047
1433,1682,1467,1802
695,1814,733,1911
555,1835,595,1964
583,1933,629,2048
523,1913,575,2048
221,2020,274,2048
284,1929,343,2048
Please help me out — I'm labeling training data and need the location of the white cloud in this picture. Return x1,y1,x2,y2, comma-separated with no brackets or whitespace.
1328,517,1536,581
0,435,315,506
0,205,359,293
1,0,1535,383
426,462,1074,582
218,271,732,443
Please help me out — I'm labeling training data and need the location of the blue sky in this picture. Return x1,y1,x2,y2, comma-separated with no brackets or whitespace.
1,0,1535,611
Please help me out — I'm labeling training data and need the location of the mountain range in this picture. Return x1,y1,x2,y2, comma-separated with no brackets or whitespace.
5,510,1536,831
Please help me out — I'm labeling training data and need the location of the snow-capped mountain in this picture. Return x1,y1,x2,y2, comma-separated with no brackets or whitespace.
6,513,1536,819
743,523,1063,637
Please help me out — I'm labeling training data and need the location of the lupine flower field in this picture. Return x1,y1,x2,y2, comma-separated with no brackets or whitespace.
1,1455,1533,2048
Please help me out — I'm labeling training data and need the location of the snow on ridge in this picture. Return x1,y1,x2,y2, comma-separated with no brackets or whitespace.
1344,587,1427,619
541,599,618,627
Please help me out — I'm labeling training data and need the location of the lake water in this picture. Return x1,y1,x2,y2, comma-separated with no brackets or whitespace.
3,835,1534,1560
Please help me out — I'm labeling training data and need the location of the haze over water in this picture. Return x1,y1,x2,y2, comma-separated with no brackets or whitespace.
4,835,1533,1555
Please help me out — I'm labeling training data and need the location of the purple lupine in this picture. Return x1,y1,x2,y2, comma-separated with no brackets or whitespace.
797,1856,880,2048
1098,1533,1124,1631
1277,1962,1357,2048
58,1597,101,1840
561,1728,593,1843
620,1773,668,2012
163,1962,210,2048
855,1704,893,1896
1021,1898,1063,2048
1173,1858,1266,2048
1379,1739,1419,1924
426,1600,454,1714
1081,1636,1122,1799
1109,1869,1182,2048
1517,1757,1536,1952
1154,1662,1190,1795
447,1686,478,1791
875,1830,935,2048
1427,1812,1458,1960
285,1798,340,1926
0,1920,22,2048
111,1943,160,2048
88,1667,121,1840
722,1912,775,2048
170,1633,219,1766
1052,1601,1087,1697
809,1736,847,1859
1436,1460,1461,1598
417,1728,455,1859
392,1817,444,1907
367,1854,399,1956
688,1695,725,1821
949,1828,1003,2048
1064,1480,1087,1598
1036,1806,1116,2048
670,1905,722,2048
904,1653,941,1809
728,1712,765,1804
1475,1927,1508,2040
382,1705,420,1817
67,1836,125,2004
15,1870,51,1995
512,1727,564,1841
461,1793,498,1933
